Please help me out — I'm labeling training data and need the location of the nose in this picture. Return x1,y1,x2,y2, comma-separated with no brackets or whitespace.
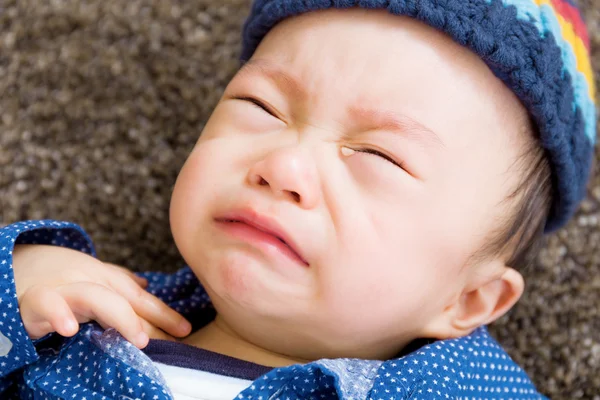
247,146,320,209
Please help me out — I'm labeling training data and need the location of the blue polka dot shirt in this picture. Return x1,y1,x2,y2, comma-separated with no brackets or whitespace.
0,220,548,399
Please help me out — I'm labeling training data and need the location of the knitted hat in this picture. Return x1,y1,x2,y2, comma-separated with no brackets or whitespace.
240,0,597,233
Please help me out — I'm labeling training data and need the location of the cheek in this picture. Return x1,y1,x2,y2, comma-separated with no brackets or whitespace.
170,144,225,261
318,247,418,326
315,206,458,336
173,140,231,207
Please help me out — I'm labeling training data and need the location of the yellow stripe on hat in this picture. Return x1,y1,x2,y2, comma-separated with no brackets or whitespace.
533,0,595,99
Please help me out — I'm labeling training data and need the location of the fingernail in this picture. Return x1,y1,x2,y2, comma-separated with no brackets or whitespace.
64,319,78,333
179,319,192,333
136,332,149,348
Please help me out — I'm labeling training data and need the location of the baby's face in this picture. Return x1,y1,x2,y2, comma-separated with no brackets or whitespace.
170,9,530,360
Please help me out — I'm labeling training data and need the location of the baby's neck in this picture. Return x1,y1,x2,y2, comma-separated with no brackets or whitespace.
180,315,308,368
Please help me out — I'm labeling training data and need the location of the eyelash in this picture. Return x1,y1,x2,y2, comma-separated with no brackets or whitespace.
234,96,278,118
355,148,406,170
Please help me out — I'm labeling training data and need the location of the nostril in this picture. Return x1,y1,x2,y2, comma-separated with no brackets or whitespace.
289,191,300,203
258,177,269,186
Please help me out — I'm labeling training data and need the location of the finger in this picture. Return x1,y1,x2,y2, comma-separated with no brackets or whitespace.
106,275,192,338
139,318,178,342
127,272,149,288
104,263,148,288
97,318,178,343
19,285,80,339
133,274,149,288
57,282,149,348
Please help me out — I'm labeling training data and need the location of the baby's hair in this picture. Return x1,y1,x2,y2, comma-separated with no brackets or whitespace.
471,117,553,270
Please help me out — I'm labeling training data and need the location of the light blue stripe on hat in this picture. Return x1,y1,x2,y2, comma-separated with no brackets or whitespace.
495,0,596,143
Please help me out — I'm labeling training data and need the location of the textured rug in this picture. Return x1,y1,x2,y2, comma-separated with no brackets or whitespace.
1,0,598,398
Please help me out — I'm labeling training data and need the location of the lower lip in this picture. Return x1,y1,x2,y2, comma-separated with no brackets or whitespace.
215,220,308,267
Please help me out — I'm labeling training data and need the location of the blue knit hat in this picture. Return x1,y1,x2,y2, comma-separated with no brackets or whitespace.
240,0,597,233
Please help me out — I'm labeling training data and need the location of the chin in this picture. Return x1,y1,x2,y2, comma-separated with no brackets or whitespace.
204,250,281,310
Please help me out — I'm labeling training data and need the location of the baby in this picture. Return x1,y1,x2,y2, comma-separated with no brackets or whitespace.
1,1,596,399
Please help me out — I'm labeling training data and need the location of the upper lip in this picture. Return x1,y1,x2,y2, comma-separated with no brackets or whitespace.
215,209,309,266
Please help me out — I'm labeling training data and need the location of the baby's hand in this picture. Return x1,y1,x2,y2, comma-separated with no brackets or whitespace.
12,244,192,348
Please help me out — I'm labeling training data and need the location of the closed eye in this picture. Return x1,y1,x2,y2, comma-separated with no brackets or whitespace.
356,148,406,170
233,96,279,118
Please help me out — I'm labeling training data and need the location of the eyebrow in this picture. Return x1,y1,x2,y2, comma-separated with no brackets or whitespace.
348,105,445,149
238,59,443,148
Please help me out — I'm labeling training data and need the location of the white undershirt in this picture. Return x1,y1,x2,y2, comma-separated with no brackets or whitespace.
154,362,253,400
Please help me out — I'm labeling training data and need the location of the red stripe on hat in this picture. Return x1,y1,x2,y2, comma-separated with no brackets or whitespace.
550,0,590,51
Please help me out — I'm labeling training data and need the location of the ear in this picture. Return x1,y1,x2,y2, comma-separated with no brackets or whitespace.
422,265,524,339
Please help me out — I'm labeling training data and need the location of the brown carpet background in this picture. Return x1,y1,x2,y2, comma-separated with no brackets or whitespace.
0,0,598,398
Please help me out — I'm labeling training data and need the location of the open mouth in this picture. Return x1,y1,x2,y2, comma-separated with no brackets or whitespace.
215,216,309,267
